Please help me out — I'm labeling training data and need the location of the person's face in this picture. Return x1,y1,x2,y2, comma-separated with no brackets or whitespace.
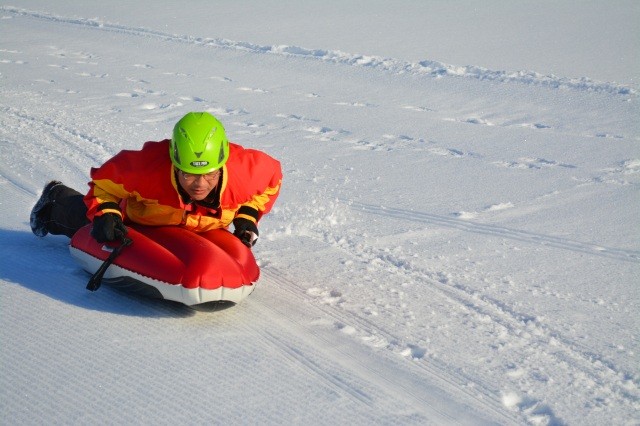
177,169,221,201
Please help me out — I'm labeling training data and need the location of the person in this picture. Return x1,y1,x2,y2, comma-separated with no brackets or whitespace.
30,112,282,249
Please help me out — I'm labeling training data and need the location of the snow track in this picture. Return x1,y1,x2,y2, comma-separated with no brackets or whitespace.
270,201,638,425
350,202,640,264
259,267,521,424
1,6,636,96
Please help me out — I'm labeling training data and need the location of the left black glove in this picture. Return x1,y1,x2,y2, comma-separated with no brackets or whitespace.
91,212,128,243
233,217,259,247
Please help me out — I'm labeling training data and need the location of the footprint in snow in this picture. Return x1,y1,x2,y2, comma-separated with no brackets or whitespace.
136,88,166,96
139,102,183,110
453,202,514,220
306,287,344,306
595,133,624,139
304,126,350,142
178,96,206,102
275,113,320,123
429,147,466,158
75,72,108,78
336,323,358,336
494,157,576,170
453,211,478,220
447,116,554,131
237,87,269,94
521,122,551,129
162,71,192,77
400,344,427,360
335,101,376,107
115,92,140,98
486,202,515,212
501,392,562,425
209,75,232,82
232,121,271,136
0,59,26,64
382,134,422,143
576,158,640,186
402,105,434,112
207,107,249,116
126,77,151,84
442,117,494,126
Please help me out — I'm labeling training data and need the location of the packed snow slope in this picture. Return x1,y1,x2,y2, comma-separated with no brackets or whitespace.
1,3,639,425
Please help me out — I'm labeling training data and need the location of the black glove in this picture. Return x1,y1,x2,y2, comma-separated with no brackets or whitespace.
91,213,128,243
233,217,259,247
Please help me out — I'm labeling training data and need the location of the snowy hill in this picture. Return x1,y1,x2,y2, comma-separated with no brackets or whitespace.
1,2,638,425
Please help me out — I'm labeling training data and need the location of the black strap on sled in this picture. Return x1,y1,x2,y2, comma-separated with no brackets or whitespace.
86,236,133,292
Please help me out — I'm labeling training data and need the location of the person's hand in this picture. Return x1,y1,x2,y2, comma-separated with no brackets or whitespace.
233,217,259,247
91,213,128,243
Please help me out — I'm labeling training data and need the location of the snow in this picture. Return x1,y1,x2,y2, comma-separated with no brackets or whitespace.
1,2,638,425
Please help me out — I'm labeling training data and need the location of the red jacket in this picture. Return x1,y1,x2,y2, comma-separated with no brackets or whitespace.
84,140,282,232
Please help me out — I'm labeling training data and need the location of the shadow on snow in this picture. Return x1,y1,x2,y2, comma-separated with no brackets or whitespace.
0,228,198,318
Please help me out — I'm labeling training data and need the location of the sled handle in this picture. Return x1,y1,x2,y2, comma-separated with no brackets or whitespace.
86,237,133,292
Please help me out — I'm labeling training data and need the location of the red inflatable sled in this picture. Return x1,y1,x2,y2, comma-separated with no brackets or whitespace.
69,224,259,310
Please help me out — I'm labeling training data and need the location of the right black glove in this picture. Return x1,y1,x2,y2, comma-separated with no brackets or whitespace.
91,212,128,243
233,217,259,247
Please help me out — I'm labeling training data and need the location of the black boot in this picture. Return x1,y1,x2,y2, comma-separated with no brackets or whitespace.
30,182,90,238
30,181,63,237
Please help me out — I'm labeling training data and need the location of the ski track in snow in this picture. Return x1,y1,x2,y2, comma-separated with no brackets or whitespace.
260,268,521,424
271,202,638,425
350,203,640,264
2,4,639,426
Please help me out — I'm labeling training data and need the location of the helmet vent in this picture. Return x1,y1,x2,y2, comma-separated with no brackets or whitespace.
173,144,181,164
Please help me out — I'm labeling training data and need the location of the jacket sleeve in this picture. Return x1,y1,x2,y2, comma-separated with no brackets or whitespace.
83,151,138,221
84,179,130,221
232,148,282,225
84,141,171,222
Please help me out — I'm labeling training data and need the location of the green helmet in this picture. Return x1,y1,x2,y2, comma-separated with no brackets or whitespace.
170,112,230,174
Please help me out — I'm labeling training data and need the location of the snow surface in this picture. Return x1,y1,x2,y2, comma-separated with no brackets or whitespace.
1,2,639,425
